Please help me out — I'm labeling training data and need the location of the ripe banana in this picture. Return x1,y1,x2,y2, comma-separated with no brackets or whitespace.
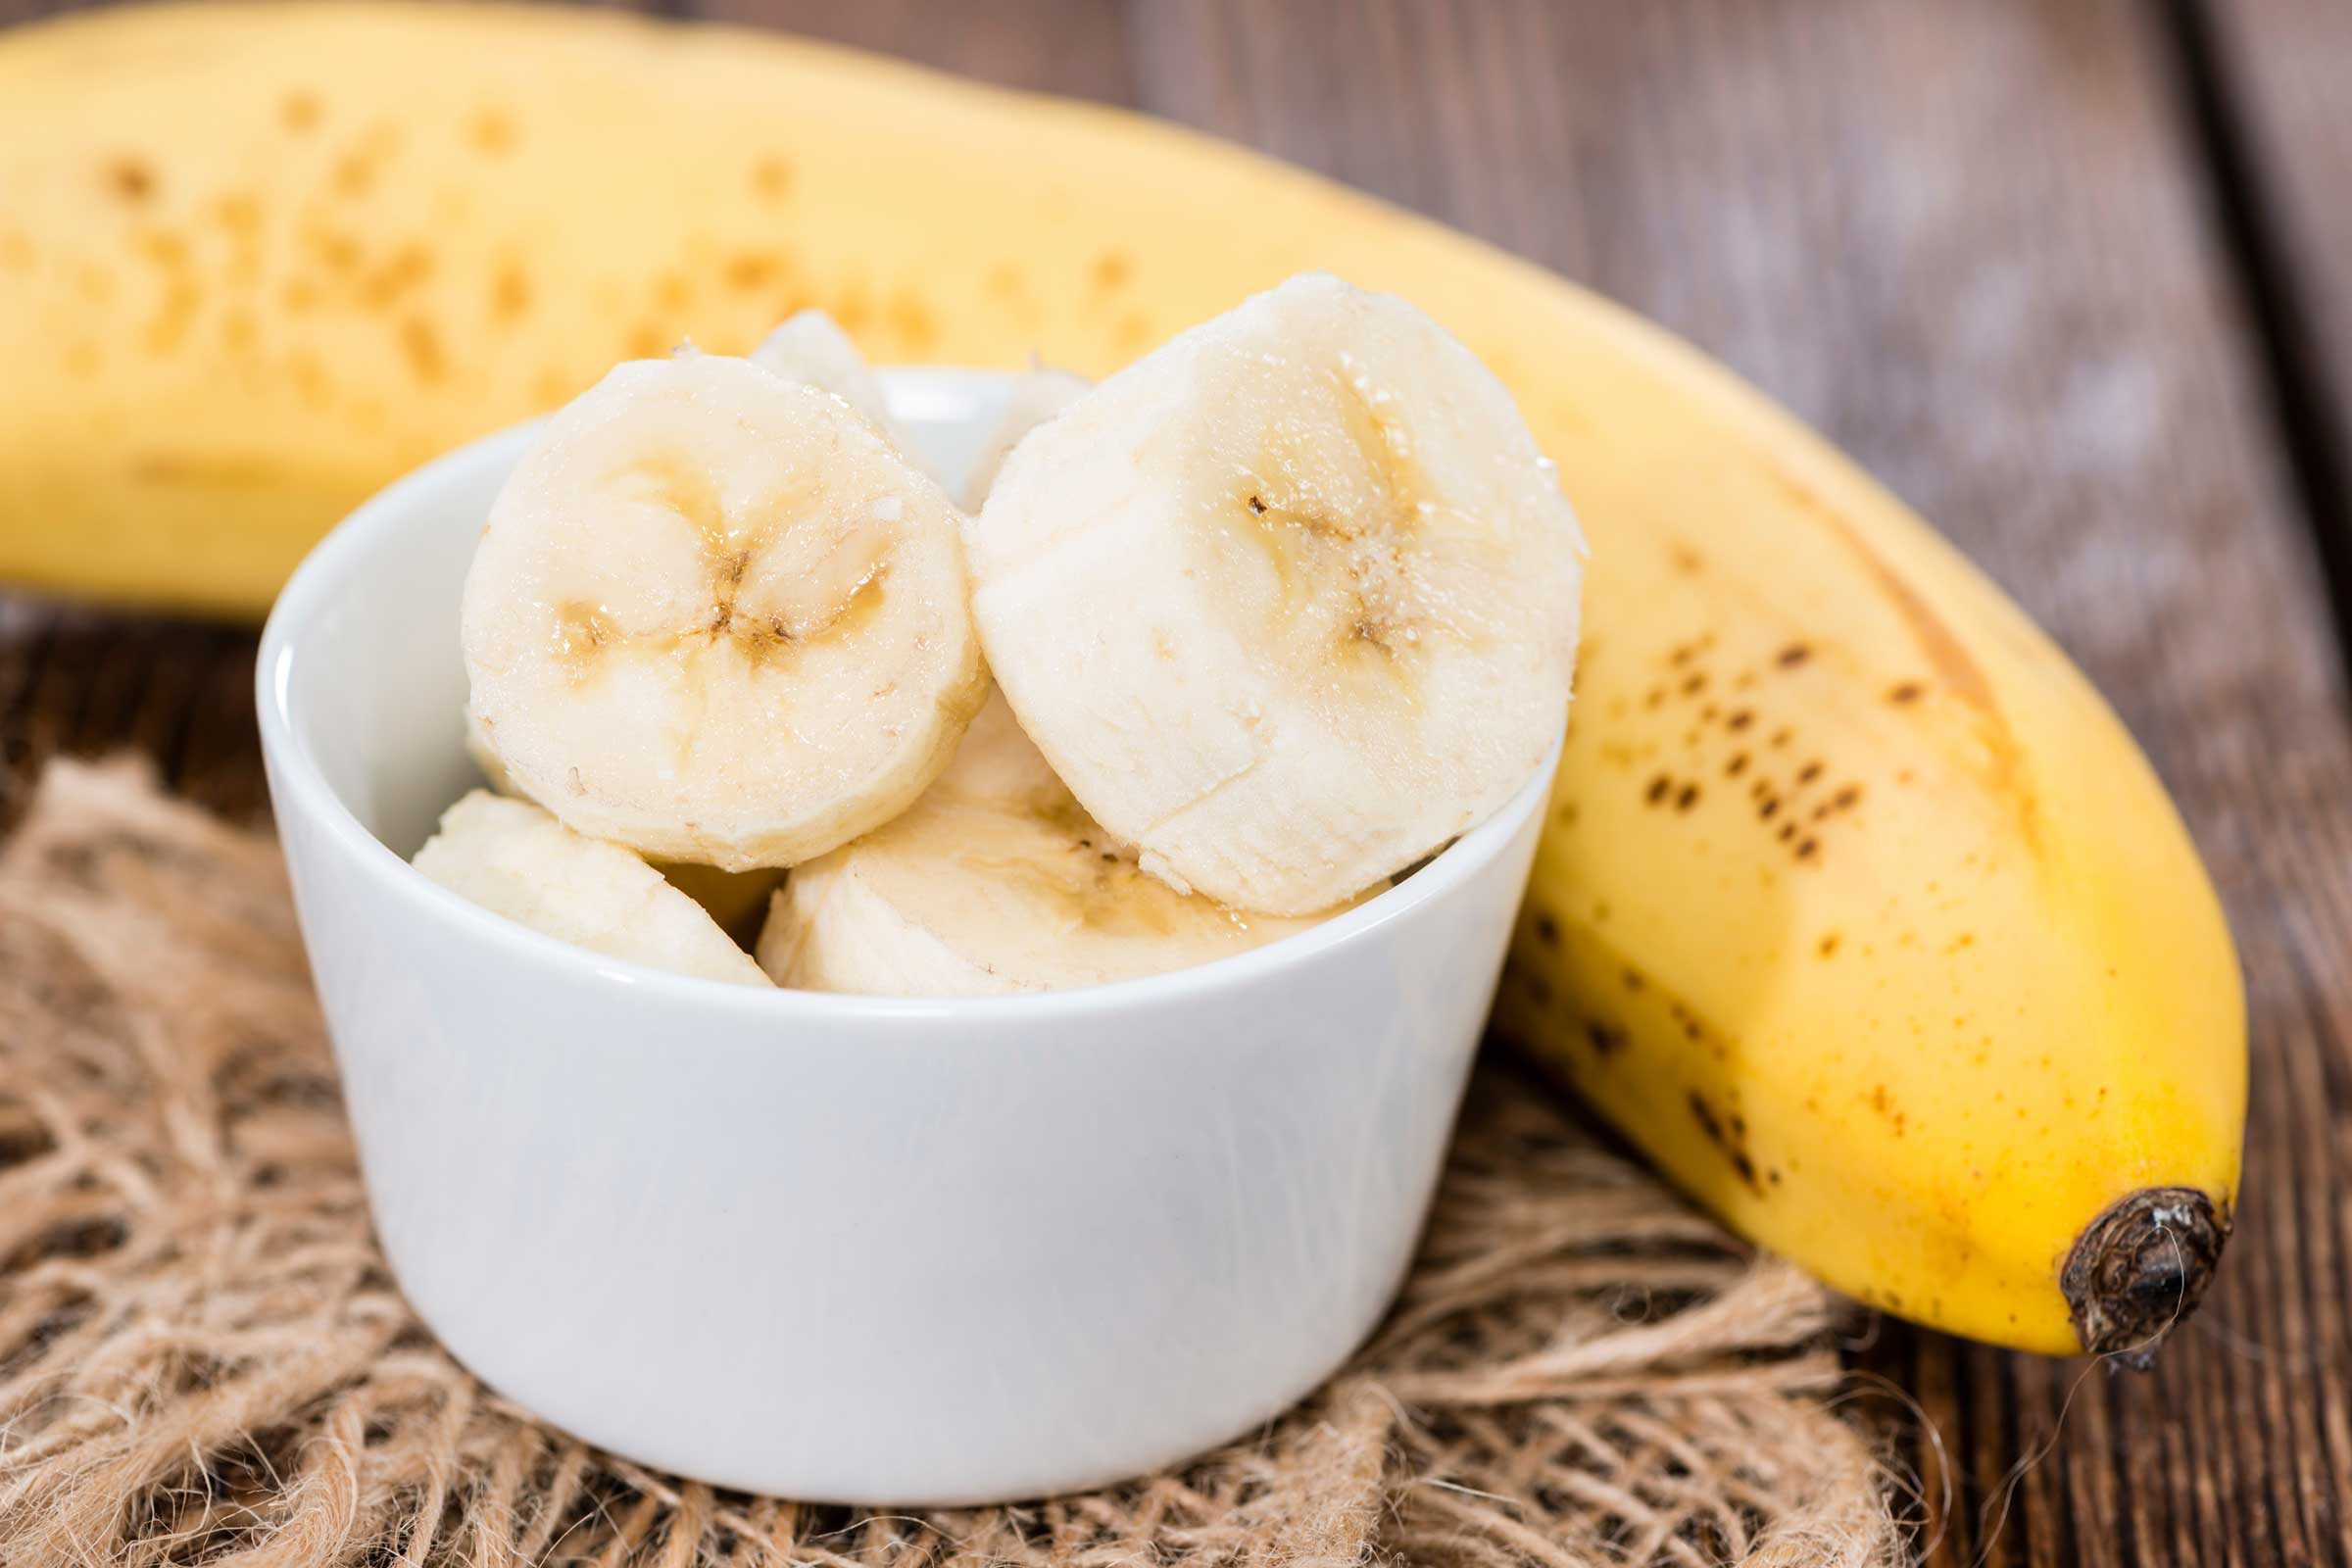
760,693,1335,994
413,790,768,986
1494,498,2242,1358
465,722,781,945
462,349,987,871
0,4,2244,1356
969,275,1585,915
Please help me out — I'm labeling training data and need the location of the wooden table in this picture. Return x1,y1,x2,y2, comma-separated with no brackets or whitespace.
5,3,2348,1563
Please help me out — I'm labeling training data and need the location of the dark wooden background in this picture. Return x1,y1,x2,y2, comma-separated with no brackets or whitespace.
5,2,2349,1563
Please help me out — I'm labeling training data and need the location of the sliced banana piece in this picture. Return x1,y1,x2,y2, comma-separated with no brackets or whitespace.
466,708,779,942
415,791,769,986
960,368,1089,511
923,684,1066,803
465,710,517,796
464,352,988,871
968,272,1584,915
750,310,905,445
760,691,1337,995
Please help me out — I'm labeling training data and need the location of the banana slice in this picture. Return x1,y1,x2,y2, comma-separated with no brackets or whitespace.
759,692,1336,995
414,791,770,986
968,273,1584,915
463,352,989,871
750,310,905,445
465,710,518,796
960,368,1089,511
924,684,1067,803
466,709,779,942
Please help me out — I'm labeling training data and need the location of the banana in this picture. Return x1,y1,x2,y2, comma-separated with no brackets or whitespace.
960,368,1088,511
760,692,1334,995
1493,525,2243,1358
465,593,782,940
0,4,2245,1356
751,309,906,448
413,790,769,986
462,350,988,871
968,274,1584,916
463,714,518,797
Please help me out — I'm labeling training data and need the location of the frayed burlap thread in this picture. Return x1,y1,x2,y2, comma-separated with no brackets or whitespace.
0,758,1902,1566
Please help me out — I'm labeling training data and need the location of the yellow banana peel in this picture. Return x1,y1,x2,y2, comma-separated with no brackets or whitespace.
0,2,2245,1357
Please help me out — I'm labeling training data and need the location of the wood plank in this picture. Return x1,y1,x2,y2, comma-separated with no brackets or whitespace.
693,0,1134,102
2200,0,2352,606
1122,3,2347,1565
0,601,267,826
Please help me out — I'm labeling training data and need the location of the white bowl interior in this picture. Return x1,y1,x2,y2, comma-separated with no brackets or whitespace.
279,368,1017,861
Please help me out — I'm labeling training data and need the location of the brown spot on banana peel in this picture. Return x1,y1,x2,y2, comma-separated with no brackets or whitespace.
2062,1188,2229,1366
467,108,518,157
1686,1089,1765,1196
1090,249,1135,293
1766,464,2038,850
279,90,323,133
127,450,280,487
1688,1090,1723,1143
750,155,794,203
104,157,156,203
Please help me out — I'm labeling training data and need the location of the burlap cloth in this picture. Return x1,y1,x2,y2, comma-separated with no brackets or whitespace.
0,759,1903,1566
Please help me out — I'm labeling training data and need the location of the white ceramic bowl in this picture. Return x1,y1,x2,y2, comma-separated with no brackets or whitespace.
256,369,1559,1506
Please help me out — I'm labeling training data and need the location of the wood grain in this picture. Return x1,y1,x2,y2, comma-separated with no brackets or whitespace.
705,0,1134,101
2200,0,2352,599
3,1,2349,1562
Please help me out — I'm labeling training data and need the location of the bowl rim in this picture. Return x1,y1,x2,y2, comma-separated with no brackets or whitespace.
255,367,1565,1023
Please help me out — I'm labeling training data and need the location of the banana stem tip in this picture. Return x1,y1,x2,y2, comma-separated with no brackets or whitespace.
2061,1187,2230,1369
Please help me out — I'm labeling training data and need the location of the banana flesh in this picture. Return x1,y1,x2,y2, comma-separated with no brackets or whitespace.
968,275,1584,916
466,699,781,941
752,308,908,448
760,693,1339,995
461,350,987,871
414,790,769,986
